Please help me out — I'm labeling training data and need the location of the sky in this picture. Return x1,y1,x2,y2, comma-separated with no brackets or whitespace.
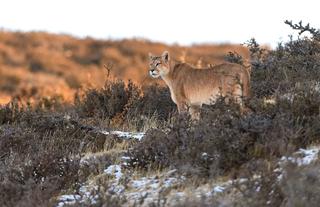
1,0,319,48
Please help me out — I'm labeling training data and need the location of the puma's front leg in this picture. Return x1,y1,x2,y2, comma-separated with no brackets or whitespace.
189,105,201,120
177,102,188,114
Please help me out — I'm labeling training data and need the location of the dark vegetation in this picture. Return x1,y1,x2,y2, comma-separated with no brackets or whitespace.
0,20,320,206
0,81,175,206
77,81,175,128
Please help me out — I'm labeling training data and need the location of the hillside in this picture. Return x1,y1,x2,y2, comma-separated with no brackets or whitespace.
0,31,248,104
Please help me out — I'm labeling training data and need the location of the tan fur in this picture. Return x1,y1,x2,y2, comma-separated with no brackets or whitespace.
148,51,250,119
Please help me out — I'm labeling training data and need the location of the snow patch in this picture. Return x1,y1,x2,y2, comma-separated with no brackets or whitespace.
100,130,145,140
213,186,225,193
202,152,208,157
121,156,131,160
276,146,320,181
280,147,320,166
104,165,123,181
57,195,81,207
125,176,180,205
57,165,124,207
130,176,179,191
295,148,320,165
131,177,154,189
56,185,99,207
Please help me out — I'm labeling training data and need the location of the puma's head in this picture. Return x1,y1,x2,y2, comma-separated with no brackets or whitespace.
148,51,170,78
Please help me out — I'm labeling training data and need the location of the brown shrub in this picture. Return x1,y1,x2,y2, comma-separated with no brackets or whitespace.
0,74,21,93
126,83,176,122
77,80,136,119
77,80,175,130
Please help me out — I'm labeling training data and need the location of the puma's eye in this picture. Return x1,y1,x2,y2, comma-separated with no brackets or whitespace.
155,62,161,67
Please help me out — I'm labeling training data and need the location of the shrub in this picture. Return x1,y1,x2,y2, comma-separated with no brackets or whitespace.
77,80,138,120
77,80,175,130
0,103,114,206
232,161,320,207
0,75,21,93
126,83,176,122
128,88,320,177
0,101,20,124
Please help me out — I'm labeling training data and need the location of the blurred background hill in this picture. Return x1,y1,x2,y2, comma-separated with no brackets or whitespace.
0,31,248,104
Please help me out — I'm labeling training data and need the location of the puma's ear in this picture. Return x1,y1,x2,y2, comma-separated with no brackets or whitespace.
148,52,154,60
162,51,169,62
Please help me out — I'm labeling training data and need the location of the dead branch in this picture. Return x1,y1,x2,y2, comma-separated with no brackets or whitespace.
285,20,320,39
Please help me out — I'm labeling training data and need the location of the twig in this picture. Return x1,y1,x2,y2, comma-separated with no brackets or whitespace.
103,62,114,78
